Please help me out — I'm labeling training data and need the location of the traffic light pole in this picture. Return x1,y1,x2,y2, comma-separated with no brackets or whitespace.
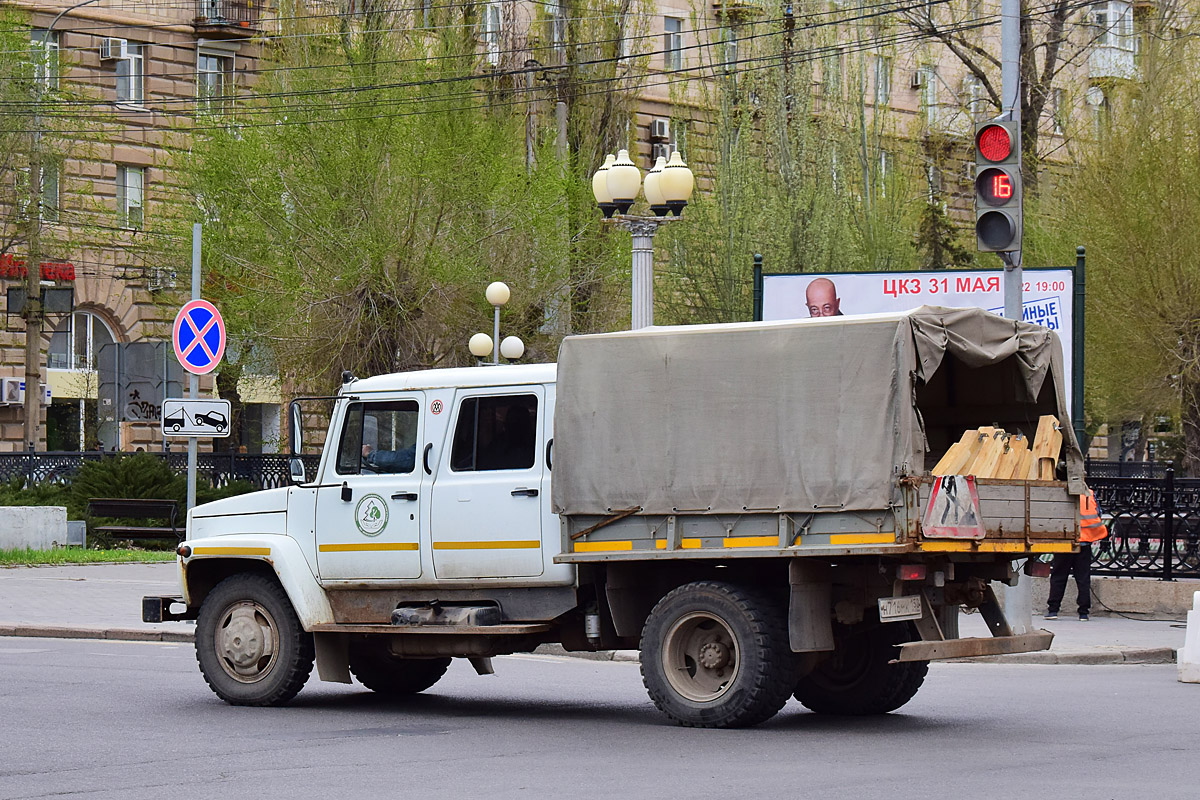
998,0,1035,635
1001,0,1023,320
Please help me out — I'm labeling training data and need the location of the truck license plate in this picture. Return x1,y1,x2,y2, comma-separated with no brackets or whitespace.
878,595,923,622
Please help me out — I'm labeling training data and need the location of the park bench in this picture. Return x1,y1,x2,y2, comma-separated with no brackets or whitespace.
86,498,181,542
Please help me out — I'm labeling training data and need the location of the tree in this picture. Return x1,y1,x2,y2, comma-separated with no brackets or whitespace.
655,11,919,324
899,1,1115,193
1028,4,1200,471
185,1,638,391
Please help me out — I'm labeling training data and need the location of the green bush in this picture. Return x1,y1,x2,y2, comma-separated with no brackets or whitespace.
0,476,73,514
68,452,186,518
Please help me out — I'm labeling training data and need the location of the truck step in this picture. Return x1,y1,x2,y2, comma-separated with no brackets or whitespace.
308,623,553,635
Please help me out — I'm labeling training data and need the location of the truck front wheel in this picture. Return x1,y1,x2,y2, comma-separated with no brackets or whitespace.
195,574,315,706
792,621,928,715
348,642,451,696
640,581,800,728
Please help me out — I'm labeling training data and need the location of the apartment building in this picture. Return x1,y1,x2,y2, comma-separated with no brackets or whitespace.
0,1,1146,453
0,0,277,452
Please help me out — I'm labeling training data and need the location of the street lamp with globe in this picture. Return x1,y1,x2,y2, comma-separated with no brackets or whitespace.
469,282,525,365
591,149,695,329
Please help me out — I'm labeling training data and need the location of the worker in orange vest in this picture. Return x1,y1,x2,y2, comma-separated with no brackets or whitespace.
1046,489,1109,621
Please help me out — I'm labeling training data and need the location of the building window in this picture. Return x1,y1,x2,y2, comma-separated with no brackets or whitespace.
483,2,502,65
920,65,938,124
117,166,144,229
115,42,145,105
547,0,566,55
49,311,116,372
670,120,687,160
41,163,59,223
823,50,843,98
197,51,234,114
664,17,683,71
1051,88,1065,135
720,27,738,74
877,150,893,198
874,55,892,105
964,75,987,120
1094,1,1134,51
617,13,631,60
30,30,59,90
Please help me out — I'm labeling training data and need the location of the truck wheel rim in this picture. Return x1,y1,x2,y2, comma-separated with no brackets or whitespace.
661,611,740,703
215,600,279,683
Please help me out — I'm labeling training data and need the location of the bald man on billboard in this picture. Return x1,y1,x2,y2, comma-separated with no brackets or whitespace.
805,277,843,317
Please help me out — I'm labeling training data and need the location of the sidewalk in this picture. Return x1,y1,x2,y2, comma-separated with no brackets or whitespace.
0,562,1187,664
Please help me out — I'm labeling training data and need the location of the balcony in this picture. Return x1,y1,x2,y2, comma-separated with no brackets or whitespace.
711,0,767,22
1089,45,1137,81
194,1,262,39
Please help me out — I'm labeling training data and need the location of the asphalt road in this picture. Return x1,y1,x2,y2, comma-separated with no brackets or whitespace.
1,638,1195,800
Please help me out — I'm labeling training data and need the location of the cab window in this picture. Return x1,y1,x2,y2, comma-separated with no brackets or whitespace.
450,394,537,471
336,400,419,475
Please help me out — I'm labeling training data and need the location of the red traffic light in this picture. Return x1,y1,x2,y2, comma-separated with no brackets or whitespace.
975,167,1015,206
976,124,1012,162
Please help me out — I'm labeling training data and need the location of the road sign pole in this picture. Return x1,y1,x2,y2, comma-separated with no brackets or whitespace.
188,224,200,513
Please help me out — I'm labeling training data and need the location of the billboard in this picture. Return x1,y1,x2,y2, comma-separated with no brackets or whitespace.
761,267,1074,406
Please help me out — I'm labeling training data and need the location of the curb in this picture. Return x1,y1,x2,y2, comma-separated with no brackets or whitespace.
0,627,1177,665
0,625,194,644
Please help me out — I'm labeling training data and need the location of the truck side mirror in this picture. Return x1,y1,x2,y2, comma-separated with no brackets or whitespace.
288,401,302,457
288,457,306,485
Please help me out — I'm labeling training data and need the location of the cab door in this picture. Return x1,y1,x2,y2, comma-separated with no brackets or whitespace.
429,389,545,579
315,396,424,581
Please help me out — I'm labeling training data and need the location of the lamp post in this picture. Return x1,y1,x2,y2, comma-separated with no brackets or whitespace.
469,282,525,365
591,149,695,329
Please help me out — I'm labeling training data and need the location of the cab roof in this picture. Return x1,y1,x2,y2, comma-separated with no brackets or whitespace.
342,363,557,395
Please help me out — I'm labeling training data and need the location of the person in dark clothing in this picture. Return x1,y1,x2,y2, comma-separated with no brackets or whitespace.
1046,544,1093,620
1046,489,1108,621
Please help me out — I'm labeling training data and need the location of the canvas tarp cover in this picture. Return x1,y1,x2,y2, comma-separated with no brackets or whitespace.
551,306,1082,517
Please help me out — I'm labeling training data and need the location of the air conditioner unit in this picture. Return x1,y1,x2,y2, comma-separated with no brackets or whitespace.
651,142,671,162
3,380,51,405
99,38,128,61
650,118,670,141
0,378,20,405
910,70,926,89
147,267,177,292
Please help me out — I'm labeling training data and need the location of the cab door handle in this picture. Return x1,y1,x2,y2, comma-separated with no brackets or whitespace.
391,491,419,501
511,488,539,497
423,443,433,475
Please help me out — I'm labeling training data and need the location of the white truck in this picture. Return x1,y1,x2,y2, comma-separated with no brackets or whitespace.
145,307,1086,728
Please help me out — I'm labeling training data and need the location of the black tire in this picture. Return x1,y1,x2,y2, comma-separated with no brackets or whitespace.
348,642,451,696
195,573,315,706
640,581,801,728
792,621,928,715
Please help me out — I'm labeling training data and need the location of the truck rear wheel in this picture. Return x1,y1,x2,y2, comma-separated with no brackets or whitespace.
348,642,451,696
640,581,800,728
195,574,315,707
792,621,928,715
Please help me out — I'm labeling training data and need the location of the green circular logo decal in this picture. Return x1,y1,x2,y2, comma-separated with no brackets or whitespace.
355,493,389,536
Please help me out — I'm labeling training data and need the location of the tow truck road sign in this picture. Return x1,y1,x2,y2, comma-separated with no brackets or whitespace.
162,398,232,438
173,299,226,375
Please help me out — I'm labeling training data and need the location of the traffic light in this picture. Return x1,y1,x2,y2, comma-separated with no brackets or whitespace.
974,120,1021,253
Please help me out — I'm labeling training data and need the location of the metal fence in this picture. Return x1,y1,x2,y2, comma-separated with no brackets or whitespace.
1084,458,1172,479
1089,468,1200,580
194,1,262,26
0,451,320,491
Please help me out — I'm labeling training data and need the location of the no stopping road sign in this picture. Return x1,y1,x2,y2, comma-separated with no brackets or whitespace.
173,299,226,375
